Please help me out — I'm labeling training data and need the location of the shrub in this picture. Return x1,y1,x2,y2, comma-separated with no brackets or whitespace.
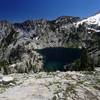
0,60,9,75
80,47,94,71
71,47,94,71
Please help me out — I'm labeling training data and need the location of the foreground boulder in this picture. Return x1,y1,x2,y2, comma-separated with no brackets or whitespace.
2,76,14,84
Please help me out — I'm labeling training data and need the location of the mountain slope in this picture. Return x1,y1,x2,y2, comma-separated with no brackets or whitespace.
0,14,100,73
76,13,100,68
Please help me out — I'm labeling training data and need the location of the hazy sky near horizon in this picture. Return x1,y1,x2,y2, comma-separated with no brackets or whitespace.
0,0,100,22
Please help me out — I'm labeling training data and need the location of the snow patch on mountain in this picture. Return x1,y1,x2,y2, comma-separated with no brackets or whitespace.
76,13,100,27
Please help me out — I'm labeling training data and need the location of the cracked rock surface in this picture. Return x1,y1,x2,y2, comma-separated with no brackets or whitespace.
0,68,100,100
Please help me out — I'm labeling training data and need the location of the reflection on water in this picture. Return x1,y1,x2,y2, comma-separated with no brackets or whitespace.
36,47,81,71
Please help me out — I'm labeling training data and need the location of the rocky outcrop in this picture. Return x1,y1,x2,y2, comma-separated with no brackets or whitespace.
0,74,14,85
2,76,14,84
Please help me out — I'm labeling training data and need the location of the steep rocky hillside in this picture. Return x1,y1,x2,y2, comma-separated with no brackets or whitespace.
0,14,100,73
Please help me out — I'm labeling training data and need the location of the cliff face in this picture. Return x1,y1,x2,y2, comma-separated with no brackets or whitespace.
0,14,100,73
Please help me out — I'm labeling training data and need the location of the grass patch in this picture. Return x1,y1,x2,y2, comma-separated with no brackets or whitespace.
93,85,100,90
96,79,100,84
35,75,42,79
83,71,94,75
65,84,76,94
0,85,9,93
48,81,61,86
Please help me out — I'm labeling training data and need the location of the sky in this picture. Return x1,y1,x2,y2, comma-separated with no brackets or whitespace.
0,0,100,22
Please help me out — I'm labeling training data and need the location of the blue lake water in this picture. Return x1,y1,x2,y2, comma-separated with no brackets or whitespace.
36,47,81,71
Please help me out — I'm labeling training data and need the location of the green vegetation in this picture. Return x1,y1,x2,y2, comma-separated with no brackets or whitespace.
0,60,9,75
1,28,19,48
0,85,9,93
65,84,76,94
72,47,94,71
80,47,94,71
96,79,100,84
93,85,100,90
72,59,81,71
52,96,57,100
